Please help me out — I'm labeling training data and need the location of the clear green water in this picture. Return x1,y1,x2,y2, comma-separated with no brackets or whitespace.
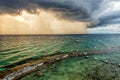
22,53,120,80
0,34,120,79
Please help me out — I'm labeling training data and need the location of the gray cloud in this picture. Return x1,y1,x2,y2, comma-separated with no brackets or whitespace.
0,0,100,21
0,0,120,28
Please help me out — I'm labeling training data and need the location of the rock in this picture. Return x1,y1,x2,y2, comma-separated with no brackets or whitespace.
94,46,97,49
72,52,75,54
118,64,120,67
43,70,47,73
75,40,80,43
105,60,108,63
50,67,54,69
62,54,69,58
56,58,59,61
94,58,97,60
34,72,44,77
85,56,89,58
84,52,87,55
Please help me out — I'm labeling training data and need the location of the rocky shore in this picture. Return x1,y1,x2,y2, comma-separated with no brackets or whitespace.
0,50,116,80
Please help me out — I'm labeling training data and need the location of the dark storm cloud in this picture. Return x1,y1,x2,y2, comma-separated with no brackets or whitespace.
0,0,100,21
0,0,39,14
0,0,120,28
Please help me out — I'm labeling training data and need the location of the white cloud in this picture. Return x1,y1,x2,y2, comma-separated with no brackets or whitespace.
88,24,120,34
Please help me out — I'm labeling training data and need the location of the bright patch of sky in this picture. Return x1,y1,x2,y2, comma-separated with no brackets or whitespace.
88,24,120,34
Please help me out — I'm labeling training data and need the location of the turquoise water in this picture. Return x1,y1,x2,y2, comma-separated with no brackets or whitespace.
22,53,120,80
0,34,120,72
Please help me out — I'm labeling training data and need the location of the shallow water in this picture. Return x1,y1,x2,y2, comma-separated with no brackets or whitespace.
22,53,120,80
0,34,120,73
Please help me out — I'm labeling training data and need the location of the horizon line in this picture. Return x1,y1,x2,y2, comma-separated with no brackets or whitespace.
0,33,120,36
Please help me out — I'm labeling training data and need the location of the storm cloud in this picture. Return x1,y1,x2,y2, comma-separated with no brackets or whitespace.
0,0,120,28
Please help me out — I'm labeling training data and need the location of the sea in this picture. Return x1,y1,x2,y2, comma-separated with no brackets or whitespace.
0,34,120,72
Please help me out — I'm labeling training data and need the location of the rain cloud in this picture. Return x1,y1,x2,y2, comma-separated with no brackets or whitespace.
0,0,120,28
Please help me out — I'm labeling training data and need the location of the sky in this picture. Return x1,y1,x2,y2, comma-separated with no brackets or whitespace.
0,0,120,34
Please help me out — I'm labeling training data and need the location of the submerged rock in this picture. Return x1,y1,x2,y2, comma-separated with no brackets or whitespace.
94,58,97,60
75,40,80,43
85,56,89,58
118,64,120,67
34,72,44,77
105,60,108,63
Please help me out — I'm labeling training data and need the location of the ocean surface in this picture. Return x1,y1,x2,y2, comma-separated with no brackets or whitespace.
0,34,120,76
